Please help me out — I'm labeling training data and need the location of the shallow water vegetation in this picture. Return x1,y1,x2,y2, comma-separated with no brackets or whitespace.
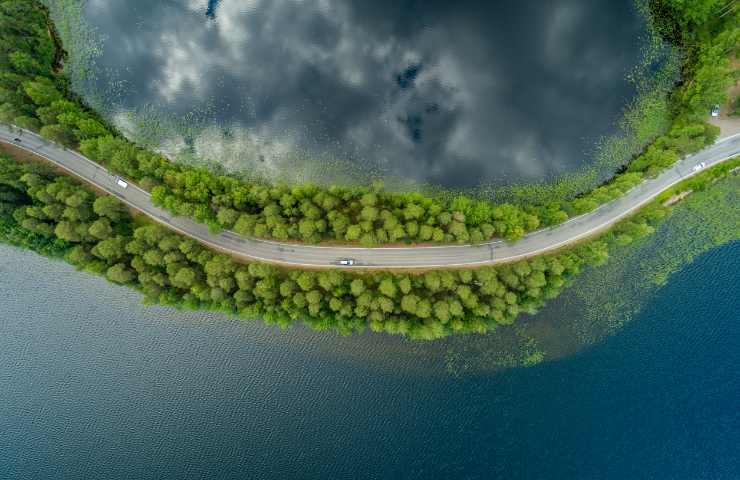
570,172,740,342
439,172,739,372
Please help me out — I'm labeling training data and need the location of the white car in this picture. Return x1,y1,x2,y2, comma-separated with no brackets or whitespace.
338,259,356,266
115,177,129,189
711,105,720,117
692,162,707,172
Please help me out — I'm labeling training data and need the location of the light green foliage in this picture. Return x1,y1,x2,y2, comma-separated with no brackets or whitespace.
661,0,725,30
565,171,739,355
39,124,76,147
0,151,599,339
0,0,737,344
92,195,126,221
106,263,135,284
23,77,62,106
0,0,582,246
0,0,725,248
88,217,112,239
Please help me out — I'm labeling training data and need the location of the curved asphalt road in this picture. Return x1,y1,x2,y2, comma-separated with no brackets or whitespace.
2,123,738,269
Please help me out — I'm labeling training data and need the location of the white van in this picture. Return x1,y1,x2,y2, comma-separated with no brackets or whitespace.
115,177,129,189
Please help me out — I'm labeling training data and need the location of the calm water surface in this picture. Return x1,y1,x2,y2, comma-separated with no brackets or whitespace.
74,0,650,187
1,242,738,479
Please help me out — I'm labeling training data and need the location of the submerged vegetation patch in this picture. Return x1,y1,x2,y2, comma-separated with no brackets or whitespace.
440,172,739,373
571,174,740,340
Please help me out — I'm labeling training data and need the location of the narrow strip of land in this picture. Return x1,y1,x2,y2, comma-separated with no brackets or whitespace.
1,123,738,269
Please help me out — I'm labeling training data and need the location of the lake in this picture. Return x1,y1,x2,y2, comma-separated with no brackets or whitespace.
1,242,738,479
64,0,660,188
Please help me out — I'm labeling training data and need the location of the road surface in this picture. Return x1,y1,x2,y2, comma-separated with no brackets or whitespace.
1,123,738,269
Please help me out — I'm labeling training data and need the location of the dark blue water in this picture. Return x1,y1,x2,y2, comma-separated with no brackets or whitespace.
1,242,738,479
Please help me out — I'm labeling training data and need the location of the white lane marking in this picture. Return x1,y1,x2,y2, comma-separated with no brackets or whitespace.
717,132,740,144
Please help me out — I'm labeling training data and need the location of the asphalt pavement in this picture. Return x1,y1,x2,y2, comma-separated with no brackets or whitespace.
1,123,738,269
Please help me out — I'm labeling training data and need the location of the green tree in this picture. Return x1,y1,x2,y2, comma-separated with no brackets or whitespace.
106,263,135,284
23,77,62,106
172,267,197,289
88,218,113,240
350,278,366,296
92,236,128,262
39,124,76,147
378,278,397,298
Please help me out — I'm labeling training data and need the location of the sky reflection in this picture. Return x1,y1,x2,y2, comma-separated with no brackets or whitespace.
83,0,647,187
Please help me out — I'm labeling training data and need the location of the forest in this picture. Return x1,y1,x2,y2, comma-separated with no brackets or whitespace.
0,152,608,339
0,0,738,339
0,0,737,247
3,147,737,339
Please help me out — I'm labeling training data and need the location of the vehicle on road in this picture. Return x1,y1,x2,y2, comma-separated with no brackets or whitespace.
711,105,720,117
2,118,737,269
13,137,21,142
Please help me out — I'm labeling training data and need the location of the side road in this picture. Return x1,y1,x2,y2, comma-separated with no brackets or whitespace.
1,123,738,269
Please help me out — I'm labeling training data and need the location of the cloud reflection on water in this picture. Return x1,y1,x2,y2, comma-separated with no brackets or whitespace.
83,0,646,187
